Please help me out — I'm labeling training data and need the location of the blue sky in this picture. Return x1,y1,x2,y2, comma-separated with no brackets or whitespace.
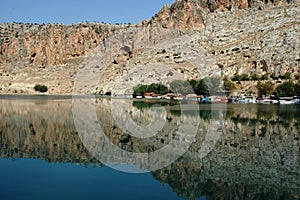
0,0,175,24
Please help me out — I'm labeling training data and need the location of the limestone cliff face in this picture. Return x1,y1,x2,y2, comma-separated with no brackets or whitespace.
150,0,295,29
0,22,127,67
0,0,299,94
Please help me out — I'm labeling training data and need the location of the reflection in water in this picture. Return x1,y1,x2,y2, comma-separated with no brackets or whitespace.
0,96,300,199
0,97,100,166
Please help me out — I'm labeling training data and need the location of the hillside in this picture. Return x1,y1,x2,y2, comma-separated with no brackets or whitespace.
0,0,299,95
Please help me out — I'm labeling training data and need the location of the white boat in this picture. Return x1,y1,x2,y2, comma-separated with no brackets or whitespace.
279,100,294,105
238,97,250,104
174,96,184,100
278,97,294,105
256,97,278,104
144,95,154,99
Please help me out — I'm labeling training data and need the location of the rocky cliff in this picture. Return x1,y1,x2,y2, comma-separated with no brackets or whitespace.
0,0,299,94
150,0,296,29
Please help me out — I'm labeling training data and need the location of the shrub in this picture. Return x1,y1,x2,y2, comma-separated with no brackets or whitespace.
240,74,250,81
270,73,279,80
257,81,274,96
260,73,269,80
231,74,250,81
224,78,236,96
34,84,48,93
295,74,300,81
282,72,292,80
250,73,260,81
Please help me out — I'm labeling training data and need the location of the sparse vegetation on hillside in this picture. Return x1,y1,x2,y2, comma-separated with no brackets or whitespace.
260,73,269,81
231,74,250,81
250,73,260,81
281,72,292,80
223,78,236,95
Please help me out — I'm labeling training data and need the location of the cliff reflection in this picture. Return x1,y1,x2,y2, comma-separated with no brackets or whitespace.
0,97,99,165
1,97,300,199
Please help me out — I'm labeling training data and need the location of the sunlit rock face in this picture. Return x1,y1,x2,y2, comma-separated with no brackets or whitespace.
0,0,299,95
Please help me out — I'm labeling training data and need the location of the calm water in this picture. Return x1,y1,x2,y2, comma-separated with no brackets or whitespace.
0,95,300,200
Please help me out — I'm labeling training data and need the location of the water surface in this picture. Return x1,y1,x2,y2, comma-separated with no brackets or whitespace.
0,96,299,199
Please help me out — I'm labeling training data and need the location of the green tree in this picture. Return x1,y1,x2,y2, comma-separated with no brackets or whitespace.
188,79,198,92
170,80,193,95
203,77,222,95
274,81,295,97
133,84,148,96
133,83,169,96
195,79,209,96
148,83,169,94
34,84,48,93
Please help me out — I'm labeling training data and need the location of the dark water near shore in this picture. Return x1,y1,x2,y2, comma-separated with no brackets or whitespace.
0,95,299,200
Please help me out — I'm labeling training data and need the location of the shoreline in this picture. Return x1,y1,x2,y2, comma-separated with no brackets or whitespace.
1,94,299,106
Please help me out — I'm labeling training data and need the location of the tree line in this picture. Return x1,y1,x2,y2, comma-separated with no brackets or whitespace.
257,81,300,97
133,77,300,98
133,77,231,97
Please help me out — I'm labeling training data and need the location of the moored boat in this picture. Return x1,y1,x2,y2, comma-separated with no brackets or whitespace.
278,97,294,105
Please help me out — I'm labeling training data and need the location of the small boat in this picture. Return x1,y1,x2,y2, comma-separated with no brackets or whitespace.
279,100,294,105
144,92,161,99
173,95,184,100
278,97,294,105
256,97,278,104
162,93,183,100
